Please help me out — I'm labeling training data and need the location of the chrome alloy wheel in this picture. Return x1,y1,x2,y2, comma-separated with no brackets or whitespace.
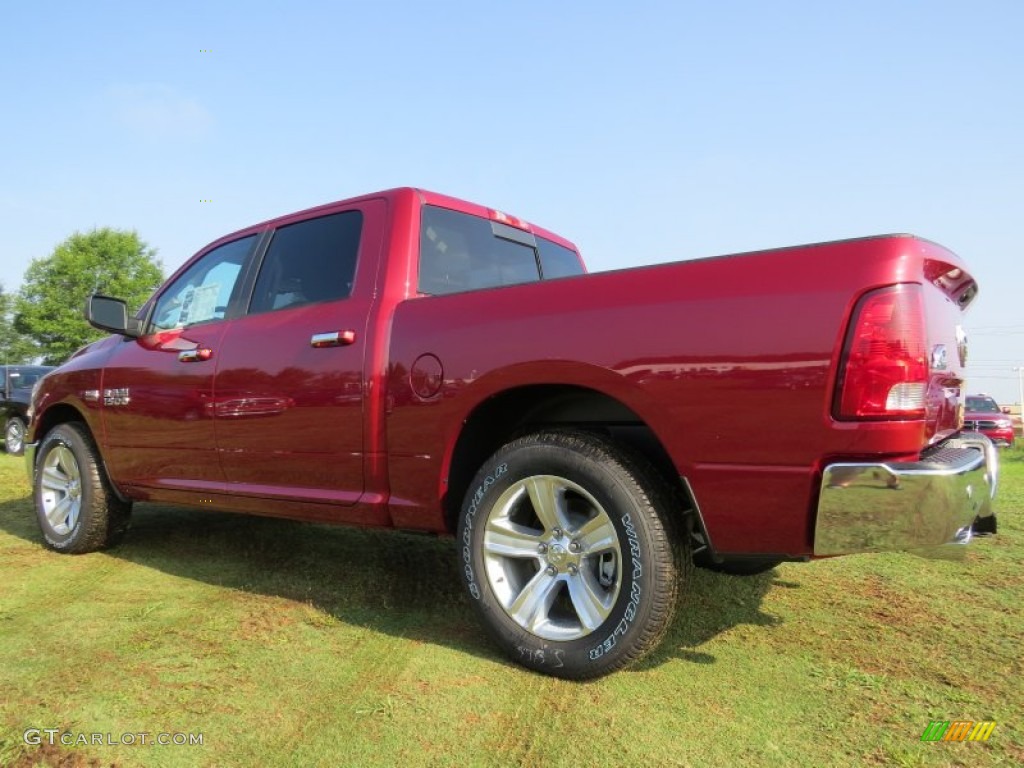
39,445,83,536
5,419,24,454
482,475,623,641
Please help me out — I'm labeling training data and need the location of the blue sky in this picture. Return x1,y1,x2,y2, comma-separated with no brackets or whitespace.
2,1,1022,402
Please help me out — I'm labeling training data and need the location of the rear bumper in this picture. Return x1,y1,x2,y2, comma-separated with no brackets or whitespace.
813,432,998,558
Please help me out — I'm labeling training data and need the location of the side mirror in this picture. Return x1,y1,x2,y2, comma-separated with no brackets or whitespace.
1002,406,1011,414
85,295,141,338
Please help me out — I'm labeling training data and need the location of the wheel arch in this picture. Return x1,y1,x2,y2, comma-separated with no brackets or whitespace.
35,402,90,443
441,382,695,535
33,402,130,504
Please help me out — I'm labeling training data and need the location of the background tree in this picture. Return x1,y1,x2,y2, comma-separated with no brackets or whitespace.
14,229,163,365
0,283,38,364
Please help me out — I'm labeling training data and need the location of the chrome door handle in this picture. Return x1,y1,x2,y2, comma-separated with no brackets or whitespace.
311,330,357,348
178,348,213,362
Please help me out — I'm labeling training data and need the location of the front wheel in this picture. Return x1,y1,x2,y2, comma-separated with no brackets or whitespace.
458,430,686,679
5,416,26,455
34,423,132,553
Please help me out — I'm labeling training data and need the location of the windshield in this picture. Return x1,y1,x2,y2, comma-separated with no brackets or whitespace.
966,396,1001,413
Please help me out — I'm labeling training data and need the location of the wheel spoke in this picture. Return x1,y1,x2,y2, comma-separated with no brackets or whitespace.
484,520,544,559
53,448,71,478
567,569,613,630
59,448,80,483
575,515,618,554
525,477,567,533
41,466,69,492
46,496,72,528
66,499,81,530
508,569,560,632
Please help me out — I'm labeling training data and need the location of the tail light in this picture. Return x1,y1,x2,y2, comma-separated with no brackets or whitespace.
835,284,928,419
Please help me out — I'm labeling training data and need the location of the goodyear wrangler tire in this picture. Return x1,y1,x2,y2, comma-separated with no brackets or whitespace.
34,423,132,554
458,430,684,679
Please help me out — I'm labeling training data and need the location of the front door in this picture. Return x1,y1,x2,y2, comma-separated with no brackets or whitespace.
100,235,258,495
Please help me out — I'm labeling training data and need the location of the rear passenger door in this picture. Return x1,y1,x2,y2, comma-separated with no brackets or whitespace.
212,199,385,508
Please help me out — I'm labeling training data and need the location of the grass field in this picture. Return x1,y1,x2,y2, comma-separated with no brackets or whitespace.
0,448,1021,767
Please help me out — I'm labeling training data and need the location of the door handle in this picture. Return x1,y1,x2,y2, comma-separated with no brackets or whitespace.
311,330,357,348
178,348,213,363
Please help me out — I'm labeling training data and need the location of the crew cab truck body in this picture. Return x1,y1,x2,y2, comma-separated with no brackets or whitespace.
25,187,998,678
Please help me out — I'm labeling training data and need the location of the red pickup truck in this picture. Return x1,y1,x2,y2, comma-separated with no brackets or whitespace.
25,187,998,678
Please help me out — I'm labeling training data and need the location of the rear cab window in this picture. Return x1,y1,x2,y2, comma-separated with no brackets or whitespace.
538,238,585,278
418,205,584,296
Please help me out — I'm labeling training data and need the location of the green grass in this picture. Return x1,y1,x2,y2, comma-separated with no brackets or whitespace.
1,448,1022,767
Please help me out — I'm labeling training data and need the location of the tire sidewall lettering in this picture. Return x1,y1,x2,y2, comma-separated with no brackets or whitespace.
587,512,643,662
461,462,507,601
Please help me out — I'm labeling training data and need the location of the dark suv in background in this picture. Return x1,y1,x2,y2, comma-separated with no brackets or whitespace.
2,365,53,455
964,394,1015,448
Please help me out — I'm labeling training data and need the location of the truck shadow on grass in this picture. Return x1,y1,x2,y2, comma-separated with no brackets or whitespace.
637,568,786,670
0,497,782,673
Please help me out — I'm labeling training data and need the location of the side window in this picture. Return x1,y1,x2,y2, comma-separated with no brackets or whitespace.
249,211,362,314
538,237,585,279
149,236,256,332
419,206,541,295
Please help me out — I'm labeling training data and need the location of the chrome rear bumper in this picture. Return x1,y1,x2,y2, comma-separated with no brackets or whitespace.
814,432,997,558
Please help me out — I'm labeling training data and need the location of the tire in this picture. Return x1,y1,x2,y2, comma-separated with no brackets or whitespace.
5,416,26,455
458,430,686,679
34,422,131,554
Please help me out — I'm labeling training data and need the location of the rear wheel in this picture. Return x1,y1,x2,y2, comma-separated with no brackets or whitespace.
34,423,131,553
458,430,686,679
5,416,26,455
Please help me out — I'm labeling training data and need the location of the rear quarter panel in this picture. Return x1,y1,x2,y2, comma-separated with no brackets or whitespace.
386,235,967,555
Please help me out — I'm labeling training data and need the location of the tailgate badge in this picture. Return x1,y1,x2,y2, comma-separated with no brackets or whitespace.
930,344,947,370
955,325,968,366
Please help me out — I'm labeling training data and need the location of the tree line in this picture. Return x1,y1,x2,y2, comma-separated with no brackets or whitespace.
1,229,163,365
